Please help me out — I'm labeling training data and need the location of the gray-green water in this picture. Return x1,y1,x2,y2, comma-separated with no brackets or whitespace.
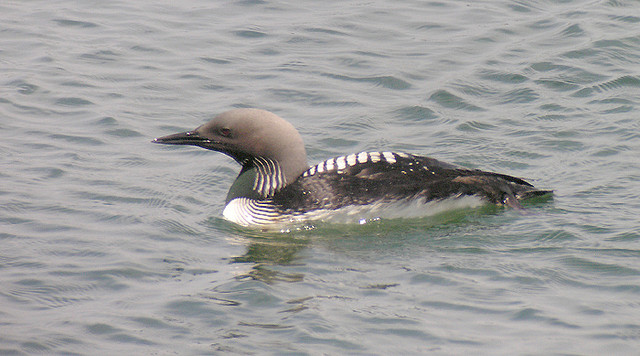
2,0,640,354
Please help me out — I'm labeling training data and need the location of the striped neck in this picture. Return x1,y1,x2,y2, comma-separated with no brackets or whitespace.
225,156,287,203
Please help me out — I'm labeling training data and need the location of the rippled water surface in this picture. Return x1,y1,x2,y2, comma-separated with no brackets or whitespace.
2,0,640,354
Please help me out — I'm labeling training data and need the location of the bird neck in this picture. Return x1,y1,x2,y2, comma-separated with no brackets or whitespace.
225,156,287,203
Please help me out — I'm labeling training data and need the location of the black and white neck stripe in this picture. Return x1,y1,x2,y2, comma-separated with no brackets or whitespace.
252,156,286,198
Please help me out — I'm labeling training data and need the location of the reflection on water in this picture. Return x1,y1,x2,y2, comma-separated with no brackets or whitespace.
224,201,552,285
232,237,308,284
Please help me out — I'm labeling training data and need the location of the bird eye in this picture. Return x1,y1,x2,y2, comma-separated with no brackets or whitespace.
219,128,232,137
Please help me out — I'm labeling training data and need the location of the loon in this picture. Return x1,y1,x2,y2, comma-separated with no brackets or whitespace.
153,108,551,227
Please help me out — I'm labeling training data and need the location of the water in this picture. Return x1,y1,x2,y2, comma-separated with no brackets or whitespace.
2,0,640,354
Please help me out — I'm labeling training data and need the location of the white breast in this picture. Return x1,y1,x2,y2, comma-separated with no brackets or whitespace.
223,198,281,227
222,195,487,228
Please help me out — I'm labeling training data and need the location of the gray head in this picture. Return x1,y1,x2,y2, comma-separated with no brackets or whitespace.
153,109,309,184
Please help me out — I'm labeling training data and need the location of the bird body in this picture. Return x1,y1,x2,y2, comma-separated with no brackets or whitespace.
154,109,551,227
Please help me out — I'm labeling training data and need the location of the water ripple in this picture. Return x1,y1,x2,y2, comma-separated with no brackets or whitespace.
48,133,103,145
500,88,539,104
429,90,485,111
53,18,98,28
233,29,267,39
3,0,640,354
322,73,412,90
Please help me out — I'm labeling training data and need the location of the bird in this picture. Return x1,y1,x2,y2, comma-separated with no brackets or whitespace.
153,108,551,227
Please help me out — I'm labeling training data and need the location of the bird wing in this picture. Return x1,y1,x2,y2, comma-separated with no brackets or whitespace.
274,152,545,212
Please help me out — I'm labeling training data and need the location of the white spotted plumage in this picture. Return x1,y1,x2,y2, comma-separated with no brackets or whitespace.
301,151,413,177
346,154,357,166
357,152,368,164
382,151,396,164
325,158,335,171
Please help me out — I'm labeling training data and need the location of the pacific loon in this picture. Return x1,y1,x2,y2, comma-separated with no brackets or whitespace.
154,108,551,227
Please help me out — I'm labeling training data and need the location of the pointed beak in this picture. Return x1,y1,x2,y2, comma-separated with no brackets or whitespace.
153,130,238,157
152,131,211,146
